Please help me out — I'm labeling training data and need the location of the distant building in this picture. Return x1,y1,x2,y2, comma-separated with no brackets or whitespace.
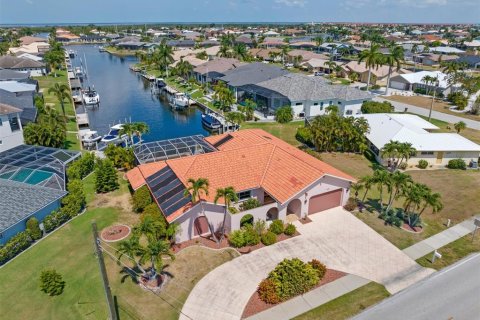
0,81,38,124
0,103,23,153
0,56,46,76
388,70,457,94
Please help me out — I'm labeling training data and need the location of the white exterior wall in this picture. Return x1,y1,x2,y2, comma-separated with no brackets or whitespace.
0,113,24,153
342,100,364,116
377,150,479,167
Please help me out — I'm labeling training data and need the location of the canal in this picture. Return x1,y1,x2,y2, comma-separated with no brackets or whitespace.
69,45,210,142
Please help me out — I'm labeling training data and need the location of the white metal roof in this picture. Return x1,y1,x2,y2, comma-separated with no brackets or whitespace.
393,71,450,89
359,113,480,152
0,81,36,93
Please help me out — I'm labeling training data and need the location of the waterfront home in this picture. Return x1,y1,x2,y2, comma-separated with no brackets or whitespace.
248,48,282,62
340,61,410,86
0,145,80,244
456,55,480,69
0,56,46,76
0,103,23,153
19,36,48,46
359,113,480,167
388,70,456,94
259,37,287,48
286,49,329,64
193,58,245,83
302,58,343,74
238,73,372,118
9,42,50,55
126,129,354,243
416,53,459,66
0,81,38,123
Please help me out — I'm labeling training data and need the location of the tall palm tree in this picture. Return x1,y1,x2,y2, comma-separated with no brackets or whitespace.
358,44,383,91
324,61,337,75
350,183,364,202
117,237,146,274
214,187,238,241
48,83,70,116
232,43,249,61
413,191,443,226
314,36,323,53
184,178,217,240
373,170,390,211
381,140,400,169
384,45,404,95
153,39,174,77
397,142,417,169
386,171,413,212
411,43,419,72
119,122,136,147
175,58,193,80
403,183,430,226
132,122,150,144
134,215,165,243
139,239,175,280
281,45,290,65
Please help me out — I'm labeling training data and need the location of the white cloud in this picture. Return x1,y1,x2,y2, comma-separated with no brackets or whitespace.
274,0,308,7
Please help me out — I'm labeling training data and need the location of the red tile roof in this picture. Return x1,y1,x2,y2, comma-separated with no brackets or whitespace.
126,129,354,222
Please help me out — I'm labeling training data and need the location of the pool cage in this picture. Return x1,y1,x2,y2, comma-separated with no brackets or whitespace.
133,135,217,164
0,145,81,191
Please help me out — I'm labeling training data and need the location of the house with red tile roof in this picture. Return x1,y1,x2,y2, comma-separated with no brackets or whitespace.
126,129,354,243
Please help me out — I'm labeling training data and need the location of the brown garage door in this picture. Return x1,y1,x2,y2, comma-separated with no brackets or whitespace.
308,189,343,214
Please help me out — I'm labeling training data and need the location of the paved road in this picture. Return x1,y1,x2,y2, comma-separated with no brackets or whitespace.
353,253,480,320
375,97,480,130
179,208,434,320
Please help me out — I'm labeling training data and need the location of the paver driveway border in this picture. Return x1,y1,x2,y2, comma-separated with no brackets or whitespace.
180,208,434,320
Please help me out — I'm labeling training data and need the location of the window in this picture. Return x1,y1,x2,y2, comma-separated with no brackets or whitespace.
0,140,2,145
329,101,333,105
338,101,342,105
320,102,324,107
346,110,353,115
237,190,251,201
295,102,302,106
0,118,2,126
313,103,318,106
421,151,434,155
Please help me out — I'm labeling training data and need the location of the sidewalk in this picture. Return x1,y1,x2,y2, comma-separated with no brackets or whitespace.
246,216,479,320
374,97,480,130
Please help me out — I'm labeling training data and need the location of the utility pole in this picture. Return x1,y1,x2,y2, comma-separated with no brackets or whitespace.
428,78,439,122
92,222,118,320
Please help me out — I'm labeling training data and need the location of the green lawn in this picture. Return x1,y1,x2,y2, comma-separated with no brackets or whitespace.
293,282,390,320
416,115,480,145
241,120,304,146
416,234,480,270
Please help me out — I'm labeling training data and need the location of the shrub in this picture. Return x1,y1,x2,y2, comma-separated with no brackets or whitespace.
418,159,428,169
228,230,245,248
360,101,394,114
67,152,95,180
284,223,296,236
239,198,261,211
104,144,135,170
228,207,239,214
0,231,33,265
343,197,357,211
94,158,119,193
269,220,284,235
275,106,293,123
398,162,408,170
257,279,280,304
261,231,277,246
243,225,261,246
253,219,267,236
26,217,42,240
140,203,164,223
240,214,254,228
132,185,152,212
268,258,319,301
61,179,86,218
43,211,59,233
309,259,327,279
447,159,466,170
39,269,65,296
295,127,313,146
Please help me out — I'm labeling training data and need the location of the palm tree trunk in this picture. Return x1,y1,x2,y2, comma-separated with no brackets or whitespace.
379,186,384,211
202,201,219,243
366,69,372,91
219,206,228,242
362,187,370,202
385,65,392,95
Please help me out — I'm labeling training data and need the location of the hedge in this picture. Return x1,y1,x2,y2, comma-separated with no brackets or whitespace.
447,159,466,170
132,185,152,212
0,231,33,265
360,101,394,114
418,159,428,169
284,223,296,236
66,152,95,180
269,220,284,235
26,217,42,240
261,231,277,246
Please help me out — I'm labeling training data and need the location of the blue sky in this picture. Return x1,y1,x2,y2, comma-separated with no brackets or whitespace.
0,0,478,24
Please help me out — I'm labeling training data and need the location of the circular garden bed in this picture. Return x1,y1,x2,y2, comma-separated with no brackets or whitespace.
101,224,131,242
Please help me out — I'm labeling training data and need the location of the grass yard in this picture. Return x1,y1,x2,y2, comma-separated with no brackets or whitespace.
241,120,304,146
385,95,480,121
0,172,239,320
416,234,480,270
293,282,390,320
417,115,480,145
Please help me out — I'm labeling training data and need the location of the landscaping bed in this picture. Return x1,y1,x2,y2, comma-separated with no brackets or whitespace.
242,267,346,318
100,224,131,242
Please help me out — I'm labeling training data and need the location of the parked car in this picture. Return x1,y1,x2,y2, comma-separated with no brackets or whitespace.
314,72,325,76
284,63,294,68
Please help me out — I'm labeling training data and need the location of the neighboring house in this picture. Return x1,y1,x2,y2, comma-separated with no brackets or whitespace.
126,129,354,243
340,61,410,86
359,113,480,167
302,58,343,74
417,53,458,66
239,73,372,118
259,37,287,48
19,36,47,46
0,145,80,244
289,41,317,50
0,81,38,124
167,40,196,48
193,58,245,83
456,55,480,69
0,69,30,81
0,103,24,153
249,48,282,61
9,42,50,55
16,53,43,62
286,49,328,63
0,56,46,76
388,70,456,94
429,46,465,55
116,41,145,50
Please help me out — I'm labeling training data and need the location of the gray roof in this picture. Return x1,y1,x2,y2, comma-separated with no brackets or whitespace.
193,58,244,76
0,179,66,233
0,88,37,123
220,62,289,87
0,56,45,69
0,68,30,81
248,73,373,102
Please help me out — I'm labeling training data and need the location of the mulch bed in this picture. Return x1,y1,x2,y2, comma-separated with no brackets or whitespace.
101,224,131,242
242,269,347,319
298,217,313,224
401,223,423,233
172,231,300,254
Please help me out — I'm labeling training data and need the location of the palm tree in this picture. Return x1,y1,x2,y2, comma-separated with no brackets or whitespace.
232,43,249,61
117,237,146,274
48,83,70,116
132,122,150,144
134,215,165,243
384,45,404,95
386,171,413,212
314,36,323,53
454,121,466,133
139,239,175,280
281,45,290,65
411,43,419,72
360,175,375,203
373,170,391,211
402,182,425,226
324,61,337,75
153,39,174,77
381,140,400,170
422,75,433,95
119,123,136,146
413,191,443,226
214,187,238,241
397,142,417,169
184,178,217,240
175,58,194,80
358,44,383,91
350,183,364,202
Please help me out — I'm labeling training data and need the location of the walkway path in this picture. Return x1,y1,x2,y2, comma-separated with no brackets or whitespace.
247,215,480,320
179,208,434,320
374,97,480,130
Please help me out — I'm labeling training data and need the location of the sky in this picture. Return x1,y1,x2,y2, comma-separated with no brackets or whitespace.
0,0,478,25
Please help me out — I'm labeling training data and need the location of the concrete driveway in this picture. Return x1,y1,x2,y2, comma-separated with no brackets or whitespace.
180,208,434,320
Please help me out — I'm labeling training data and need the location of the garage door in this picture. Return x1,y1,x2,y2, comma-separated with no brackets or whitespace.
390,81,407,90
308,189,343,214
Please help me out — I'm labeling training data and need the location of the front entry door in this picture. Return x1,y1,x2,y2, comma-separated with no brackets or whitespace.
436,152,444,164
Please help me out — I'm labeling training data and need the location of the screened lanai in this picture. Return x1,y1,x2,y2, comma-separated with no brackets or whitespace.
0,144,81,191
133,135,217,164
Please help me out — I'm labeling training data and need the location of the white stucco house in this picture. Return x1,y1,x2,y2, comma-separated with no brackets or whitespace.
359,113,480,167
0,103,24,153
127,129,354,243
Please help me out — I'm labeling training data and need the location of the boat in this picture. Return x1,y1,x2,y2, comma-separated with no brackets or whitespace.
101,124,127,144
68,50,75,58
201,113,222,130
172,92,190,108
79,130,102,144
98,46,106,52
74,66,84,78
154,78,166,89
72,91,83,103
82,87,100,105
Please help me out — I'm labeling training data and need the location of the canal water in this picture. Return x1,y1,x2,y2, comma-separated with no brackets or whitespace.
69,45,210,142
